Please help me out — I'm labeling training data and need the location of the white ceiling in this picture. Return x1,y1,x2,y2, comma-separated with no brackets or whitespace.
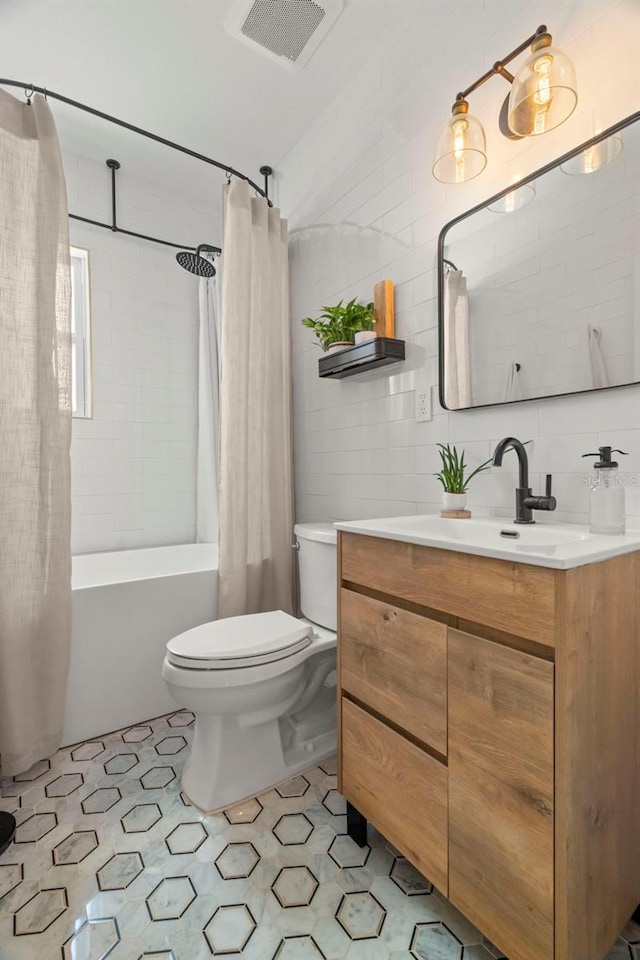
1,0,406,204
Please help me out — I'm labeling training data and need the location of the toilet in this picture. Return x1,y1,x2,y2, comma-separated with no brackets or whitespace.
161,522,337,812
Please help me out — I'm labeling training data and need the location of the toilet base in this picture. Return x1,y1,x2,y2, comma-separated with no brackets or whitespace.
181,688,336,813
182,733,336,815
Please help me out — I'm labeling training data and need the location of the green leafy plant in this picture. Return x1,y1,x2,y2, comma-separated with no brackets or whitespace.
434,443,492,494
301,298,374,351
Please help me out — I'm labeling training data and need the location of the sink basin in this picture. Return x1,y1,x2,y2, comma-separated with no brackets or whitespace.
334,515,640,569
377,516,589,548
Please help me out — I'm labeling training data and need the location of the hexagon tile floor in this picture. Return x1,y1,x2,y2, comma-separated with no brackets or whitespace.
1,713,639,960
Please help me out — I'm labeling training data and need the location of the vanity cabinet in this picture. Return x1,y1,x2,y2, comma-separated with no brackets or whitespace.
337,532,640,960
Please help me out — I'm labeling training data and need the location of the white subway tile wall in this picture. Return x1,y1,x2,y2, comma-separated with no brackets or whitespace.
280,0,640,529
66,151,215,554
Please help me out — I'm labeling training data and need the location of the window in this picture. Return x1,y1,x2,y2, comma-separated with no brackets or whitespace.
70,246,92,418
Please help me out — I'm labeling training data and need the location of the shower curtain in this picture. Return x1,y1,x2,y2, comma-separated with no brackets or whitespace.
196,276,220,543
443,269,471,409
0,91,72,776
218,179,294,618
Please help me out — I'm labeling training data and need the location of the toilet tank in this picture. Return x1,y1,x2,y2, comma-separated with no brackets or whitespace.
294,522,337,631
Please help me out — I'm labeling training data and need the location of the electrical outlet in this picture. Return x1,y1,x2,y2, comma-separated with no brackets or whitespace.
415,387,432,422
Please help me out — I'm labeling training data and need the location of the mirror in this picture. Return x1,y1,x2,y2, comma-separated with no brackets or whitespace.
438,111,640,410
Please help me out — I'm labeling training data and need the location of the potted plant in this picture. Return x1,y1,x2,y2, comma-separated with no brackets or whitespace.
434,443,492,512
301,298,374,352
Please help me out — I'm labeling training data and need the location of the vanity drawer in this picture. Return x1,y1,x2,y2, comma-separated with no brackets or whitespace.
340,532,556,646
341,698,448,894
340,588,447,755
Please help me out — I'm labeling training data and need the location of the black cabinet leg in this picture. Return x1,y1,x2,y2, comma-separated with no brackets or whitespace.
632,903,640,924
0,812,16,856
346,801,367,847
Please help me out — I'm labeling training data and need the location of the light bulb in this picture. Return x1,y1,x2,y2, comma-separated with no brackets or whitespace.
452,117,469,183
532,54,553,133
582,145,598,173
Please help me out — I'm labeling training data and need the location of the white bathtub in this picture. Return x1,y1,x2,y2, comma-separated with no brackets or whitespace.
63,543,218,746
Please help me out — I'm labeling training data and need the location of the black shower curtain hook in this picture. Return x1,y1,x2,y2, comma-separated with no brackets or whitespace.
225,170,232,184
24,84,34,104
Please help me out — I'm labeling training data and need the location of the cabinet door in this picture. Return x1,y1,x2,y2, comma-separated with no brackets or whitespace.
342,698,448,894
448,630,554,960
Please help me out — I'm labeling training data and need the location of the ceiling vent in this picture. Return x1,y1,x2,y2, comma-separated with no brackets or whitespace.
225,0,344,70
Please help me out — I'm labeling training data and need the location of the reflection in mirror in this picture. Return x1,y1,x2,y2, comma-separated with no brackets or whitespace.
560,132,623,175
487,183,536,213
439,112,639,410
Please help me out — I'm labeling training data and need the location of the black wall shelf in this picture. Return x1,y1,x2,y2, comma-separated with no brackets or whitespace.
318,337,405,379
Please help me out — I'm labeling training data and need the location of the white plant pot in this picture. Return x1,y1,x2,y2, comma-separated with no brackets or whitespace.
326,341,354,353
354,330,377,345
442,492,467,511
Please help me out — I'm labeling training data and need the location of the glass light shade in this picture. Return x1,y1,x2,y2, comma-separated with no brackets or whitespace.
487,183,536,213
560,133,623,175
432,109,487,183
508,43,577,137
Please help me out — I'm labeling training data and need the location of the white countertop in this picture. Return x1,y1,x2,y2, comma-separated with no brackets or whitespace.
334,515,640,570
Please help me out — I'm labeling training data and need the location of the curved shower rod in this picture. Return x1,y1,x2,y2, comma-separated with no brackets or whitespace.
0,78,271,202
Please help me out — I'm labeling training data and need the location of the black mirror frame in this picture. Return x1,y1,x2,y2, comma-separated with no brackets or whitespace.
437,109,640,412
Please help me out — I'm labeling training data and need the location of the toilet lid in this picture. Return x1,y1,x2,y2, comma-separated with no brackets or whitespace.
166,610,313,670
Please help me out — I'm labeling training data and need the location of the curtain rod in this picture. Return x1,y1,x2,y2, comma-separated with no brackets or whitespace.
69,212,217,253
68,158,222,255
0,78,271,203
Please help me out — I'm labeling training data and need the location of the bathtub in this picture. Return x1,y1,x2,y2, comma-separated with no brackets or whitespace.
63,543,218,746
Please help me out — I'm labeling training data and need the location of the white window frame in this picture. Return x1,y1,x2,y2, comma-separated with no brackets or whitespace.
70,246,93,418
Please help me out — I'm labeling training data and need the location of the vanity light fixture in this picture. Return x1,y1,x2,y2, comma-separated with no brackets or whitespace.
432,99,488,184
432,25,578,184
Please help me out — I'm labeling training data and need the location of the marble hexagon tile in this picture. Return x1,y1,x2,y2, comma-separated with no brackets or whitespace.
2,709,637,960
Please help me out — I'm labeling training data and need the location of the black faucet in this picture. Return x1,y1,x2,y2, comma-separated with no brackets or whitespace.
492,437,557,524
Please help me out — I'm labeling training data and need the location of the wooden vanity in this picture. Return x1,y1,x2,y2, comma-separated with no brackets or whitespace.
337,531,640,960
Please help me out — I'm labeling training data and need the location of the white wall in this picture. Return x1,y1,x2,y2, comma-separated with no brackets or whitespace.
66,151,214,554
280,0,640,529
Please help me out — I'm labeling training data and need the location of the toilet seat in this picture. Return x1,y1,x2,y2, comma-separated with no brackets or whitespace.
166,610,313,670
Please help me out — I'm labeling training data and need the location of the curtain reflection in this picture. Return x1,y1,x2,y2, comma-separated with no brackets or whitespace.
443,269,471,409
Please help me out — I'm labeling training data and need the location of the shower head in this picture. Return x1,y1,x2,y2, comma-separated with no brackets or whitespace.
176,244,218,277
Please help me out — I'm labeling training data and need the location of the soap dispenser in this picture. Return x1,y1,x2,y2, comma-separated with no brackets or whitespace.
581,446,628,535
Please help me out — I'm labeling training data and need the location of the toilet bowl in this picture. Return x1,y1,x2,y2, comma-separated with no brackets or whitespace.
162,523,337,812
